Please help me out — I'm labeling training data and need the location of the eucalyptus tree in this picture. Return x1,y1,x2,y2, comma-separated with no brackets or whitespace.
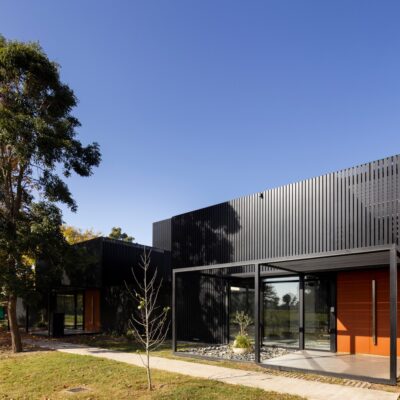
109,226,134,242
0,36,101,352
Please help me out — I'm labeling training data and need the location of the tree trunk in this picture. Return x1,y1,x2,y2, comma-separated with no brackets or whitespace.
8,294,23,353
146,351,152,390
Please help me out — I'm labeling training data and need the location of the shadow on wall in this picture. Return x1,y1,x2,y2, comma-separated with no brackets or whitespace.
171,202,241,269
173,203,241,344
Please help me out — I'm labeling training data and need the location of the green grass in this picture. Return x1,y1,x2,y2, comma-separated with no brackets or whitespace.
53,334,400,393
0,351,304,400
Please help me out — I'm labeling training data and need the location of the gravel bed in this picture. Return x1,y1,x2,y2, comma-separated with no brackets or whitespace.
179,344,292,362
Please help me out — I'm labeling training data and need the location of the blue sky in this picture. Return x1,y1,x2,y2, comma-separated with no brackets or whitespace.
2,1,400,245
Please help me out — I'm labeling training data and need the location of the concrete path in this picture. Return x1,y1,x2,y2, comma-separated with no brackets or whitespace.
25,338,398,400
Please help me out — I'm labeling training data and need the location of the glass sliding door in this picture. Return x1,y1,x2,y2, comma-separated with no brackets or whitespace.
56,294,75,328
56,292,84,330
304,278,331,350
263,279,299,348
262,275,334,351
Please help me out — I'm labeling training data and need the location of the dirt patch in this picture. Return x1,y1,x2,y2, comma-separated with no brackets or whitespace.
53,333,127,346
0,329,50,357
0,329,11,354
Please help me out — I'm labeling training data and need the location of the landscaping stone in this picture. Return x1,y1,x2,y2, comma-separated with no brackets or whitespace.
180,344,291,362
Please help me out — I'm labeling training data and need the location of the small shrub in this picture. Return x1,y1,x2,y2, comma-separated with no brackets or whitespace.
233,311,253,336
233,334,251,349
125,329,135,340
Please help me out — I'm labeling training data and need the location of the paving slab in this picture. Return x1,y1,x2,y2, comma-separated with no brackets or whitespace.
24,338,399,400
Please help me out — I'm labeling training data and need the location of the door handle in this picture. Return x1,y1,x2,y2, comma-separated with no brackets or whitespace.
372,280,377,345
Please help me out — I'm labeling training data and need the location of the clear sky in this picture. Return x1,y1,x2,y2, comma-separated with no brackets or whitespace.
2,1,400,245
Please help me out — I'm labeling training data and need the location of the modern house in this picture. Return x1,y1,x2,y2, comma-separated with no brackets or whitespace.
23,237,171,335
153,154,400,384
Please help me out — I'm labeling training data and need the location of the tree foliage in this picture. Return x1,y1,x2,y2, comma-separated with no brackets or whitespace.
109,226,134,242
0,35,101,352
61,225,101,245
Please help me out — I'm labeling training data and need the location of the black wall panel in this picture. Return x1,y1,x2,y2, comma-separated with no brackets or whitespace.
100,238,171,333
153,219,172,252
176,272,228,343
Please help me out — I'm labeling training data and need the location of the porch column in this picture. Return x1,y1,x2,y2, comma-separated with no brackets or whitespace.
299,274,305,350
389,247,397,384
172,270,177,352
254,263,260,363
25,304,29,333
225,280,230,344
74,293,78,329
47,292,52,336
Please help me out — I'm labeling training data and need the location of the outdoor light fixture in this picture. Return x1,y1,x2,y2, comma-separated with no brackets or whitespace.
230,286,241,291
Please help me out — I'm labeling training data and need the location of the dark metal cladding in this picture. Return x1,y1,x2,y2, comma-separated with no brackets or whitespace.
176,272,228,343
154,155,400,269
152,218,172,252
101,238,171,285
99,238,171,333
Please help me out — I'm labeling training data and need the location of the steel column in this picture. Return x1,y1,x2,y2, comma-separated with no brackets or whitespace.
74,293,78,329
172,270,177,352
254,264,260,363
225,281,230,344
329,277,337,352
25,304,29,333
299,275,305,350
389,247,397,384
47,293,51,336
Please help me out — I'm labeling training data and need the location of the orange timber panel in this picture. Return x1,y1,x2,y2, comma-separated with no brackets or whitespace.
84,289,101,332
337,269,400,356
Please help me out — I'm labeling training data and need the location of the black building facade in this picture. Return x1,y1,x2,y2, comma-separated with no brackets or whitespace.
27,238,171,335
153,155,400,384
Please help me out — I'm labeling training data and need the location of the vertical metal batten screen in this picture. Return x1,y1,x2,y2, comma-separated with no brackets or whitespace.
167,155,400,269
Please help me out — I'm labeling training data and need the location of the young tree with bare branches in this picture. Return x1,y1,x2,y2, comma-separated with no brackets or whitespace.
126,250,170,391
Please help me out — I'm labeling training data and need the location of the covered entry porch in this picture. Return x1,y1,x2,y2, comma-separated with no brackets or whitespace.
172,244,400,384
263,349,400,381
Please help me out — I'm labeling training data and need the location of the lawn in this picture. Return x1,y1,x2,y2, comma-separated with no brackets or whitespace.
51,333,400,394
0,351,304,400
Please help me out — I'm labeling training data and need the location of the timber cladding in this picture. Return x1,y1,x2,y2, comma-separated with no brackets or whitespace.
84,289,101,332
337,269,400,356
165,155,400,269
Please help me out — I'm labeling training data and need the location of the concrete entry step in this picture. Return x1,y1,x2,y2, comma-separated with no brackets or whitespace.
263,350,400,381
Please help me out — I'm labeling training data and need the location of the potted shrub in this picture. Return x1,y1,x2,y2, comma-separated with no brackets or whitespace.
232,334,252,354
232,311,253,354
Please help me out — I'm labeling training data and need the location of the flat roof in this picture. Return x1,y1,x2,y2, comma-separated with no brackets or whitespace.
173,244,398,276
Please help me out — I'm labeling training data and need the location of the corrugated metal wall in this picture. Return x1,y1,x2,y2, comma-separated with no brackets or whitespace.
152,219,172,252
101,238,170,285
166,155,400,269
100,238,171,333
176,272,228,343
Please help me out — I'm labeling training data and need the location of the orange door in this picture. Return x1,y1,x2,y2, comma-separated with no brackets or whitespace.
337,269,400,356
84,289,101,332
